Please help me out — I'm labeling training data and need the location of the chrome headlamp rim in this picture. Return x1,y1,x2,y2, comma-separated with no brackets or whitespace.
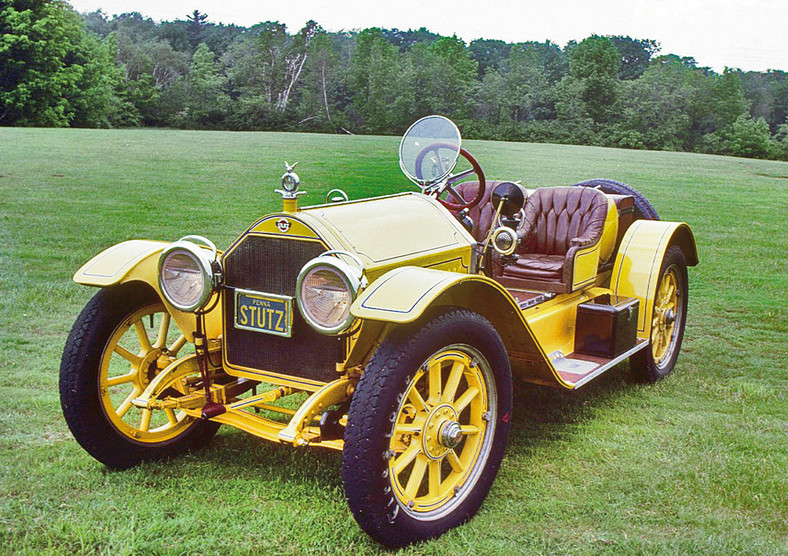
296,255,363,336
490,226,519,256
157,237,218,313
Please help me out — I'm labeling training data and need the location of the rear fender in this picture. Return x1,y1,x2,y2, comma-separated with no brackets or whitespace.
351,267,558,385
611,220,698,338
73,240,221,341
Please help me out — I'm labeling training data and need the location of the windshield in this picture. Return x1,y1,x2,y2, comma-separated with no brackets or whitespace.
399,116,461,186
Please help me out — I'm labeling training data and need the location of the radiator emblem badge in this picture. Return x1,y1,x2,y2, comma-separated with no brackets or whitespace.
276,218,291,233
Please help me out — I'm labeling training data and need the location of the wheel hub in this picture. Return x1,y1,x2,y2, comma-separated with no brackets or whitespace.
138,348,164,384
422,404,459,459
439,421,463,449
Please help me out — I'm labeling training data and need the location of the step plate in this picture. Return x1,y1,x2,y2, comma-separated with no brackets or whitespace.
553,339,650,388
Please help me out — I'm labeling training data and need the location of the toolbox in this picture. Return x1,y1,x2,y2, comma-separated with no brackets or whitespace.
575,294,639,358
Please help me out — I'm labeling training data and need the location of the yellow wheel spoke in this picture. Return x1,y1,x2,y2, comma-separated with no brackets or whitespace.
428,459,441,496
392,443,420,475
405,455,428,499
107,371,137,387
165,408,178,426
394,423,422,435
169,334,187,356
134,320,152,352
385,347,497,515
155,313,171,349
116,386,141,418
446,449,464,473
113,344,142,366
408,387,429,413
139,409,152,432
428,361,442,403
98,303,196,445
454,387,479,413
442,361,463,403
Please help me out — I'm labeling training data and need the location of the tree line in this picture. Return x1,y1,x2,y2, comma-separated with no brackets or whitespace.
2,0,787,161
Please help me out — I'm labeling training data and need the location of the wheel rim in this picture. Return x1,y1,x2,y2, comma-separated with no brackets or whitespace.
388,345,496,520
651,264,683,368
99,303,195,443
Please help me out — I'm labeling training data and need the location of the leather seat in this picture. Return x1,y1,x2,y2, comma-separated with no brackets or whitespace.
498,186,608,293
503,254,564,280
453,180,515,241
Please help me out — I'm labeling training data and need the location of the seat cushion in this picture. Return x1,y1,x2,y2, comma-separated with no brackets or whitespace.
501,254,564,280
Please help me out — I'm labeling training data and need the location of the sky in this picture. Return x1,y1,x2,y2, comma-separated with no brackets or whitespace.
66,0,788,72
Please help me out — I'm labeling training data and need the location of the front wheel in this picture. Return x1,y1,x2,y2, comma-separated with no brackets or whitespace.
60,283,219,469
630,245,689,381
342,309,512,547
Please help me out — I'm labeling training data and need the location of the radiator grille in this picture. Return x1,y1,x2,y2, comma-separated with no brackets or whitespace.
223,235,340,383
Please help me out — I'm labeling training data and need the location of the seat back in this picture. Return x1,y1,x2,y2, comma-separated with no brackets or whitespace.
454,180,527,242
520,187,608,255
453,181,496,242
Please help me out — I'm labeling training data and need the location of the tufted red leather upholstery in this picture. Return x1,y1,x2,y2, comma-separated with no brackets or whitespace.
518,187,608,255
498,187,608,292
452,180,508,242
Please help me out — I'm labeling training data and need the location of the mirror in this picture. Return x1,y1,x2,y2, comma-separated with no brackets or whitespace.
399,115,461,186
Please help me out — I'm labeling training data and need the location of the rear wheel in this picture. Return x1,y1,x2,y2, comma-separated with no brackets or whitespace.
630,245,689,381
60,283,218,469
572,178,660,221
342,309,512,547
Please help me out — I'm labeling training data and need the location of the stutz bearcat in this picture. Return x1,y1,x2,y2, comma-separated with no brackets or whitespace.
60,115,697,547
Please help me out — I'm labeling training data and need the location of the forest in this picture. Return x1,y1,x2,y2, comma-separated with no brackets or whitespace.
2,0,787,161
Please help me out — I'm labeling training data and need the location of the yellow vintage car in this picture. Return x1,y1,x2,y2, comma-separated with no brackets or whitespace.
60,116,697,547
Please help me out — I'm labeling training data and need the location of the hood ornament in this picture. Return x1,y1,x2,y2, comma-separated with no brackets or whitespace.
277,161,306,199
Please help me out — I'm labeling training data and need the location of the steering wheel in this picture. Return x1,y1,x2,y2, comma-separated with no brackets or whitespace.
413,144,486,211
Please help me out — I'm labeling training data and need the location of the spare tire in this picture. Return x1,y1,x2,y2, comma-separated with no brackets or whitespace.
572,178,659,221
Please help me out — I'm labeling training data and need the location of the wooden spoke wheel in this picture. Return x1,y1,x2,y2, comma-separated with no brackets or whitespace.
99,302,193,443
388,346,494,517
631,245,689,381
650,264,683,367
60,284,218,468
342,309,512,547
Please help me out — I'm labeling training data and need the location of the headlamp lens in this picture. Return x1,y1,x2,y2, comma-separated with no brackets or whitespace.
299,266,353,331
158,239,218,313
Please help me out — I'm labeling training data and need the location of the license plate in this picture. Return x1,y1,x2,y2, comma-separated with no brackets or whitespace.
234,289,293,338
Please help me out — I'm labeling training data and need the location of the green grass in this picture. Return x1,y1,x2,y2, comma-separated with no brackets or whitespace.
1,127,786,555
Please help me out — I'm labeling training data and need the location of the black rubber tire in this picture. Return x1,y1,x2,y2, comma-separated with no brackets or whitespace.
342,308,512,547
60,283,219,469
630,245,689,382
572,178,660,221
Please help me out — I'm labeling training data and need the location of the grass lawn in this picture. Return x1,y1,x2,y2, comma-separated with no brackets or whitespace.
0,127,786,555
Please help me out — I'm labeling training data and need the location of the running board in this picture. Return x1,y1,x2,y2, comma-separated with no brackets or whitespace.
552,340,650,388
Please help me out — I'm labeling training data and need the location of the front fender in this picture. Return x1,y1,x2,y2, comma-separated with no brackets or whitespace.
74,240,168,287
351,266,477,324
351,267,560,387
611,220,698,338
73,240,221,341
